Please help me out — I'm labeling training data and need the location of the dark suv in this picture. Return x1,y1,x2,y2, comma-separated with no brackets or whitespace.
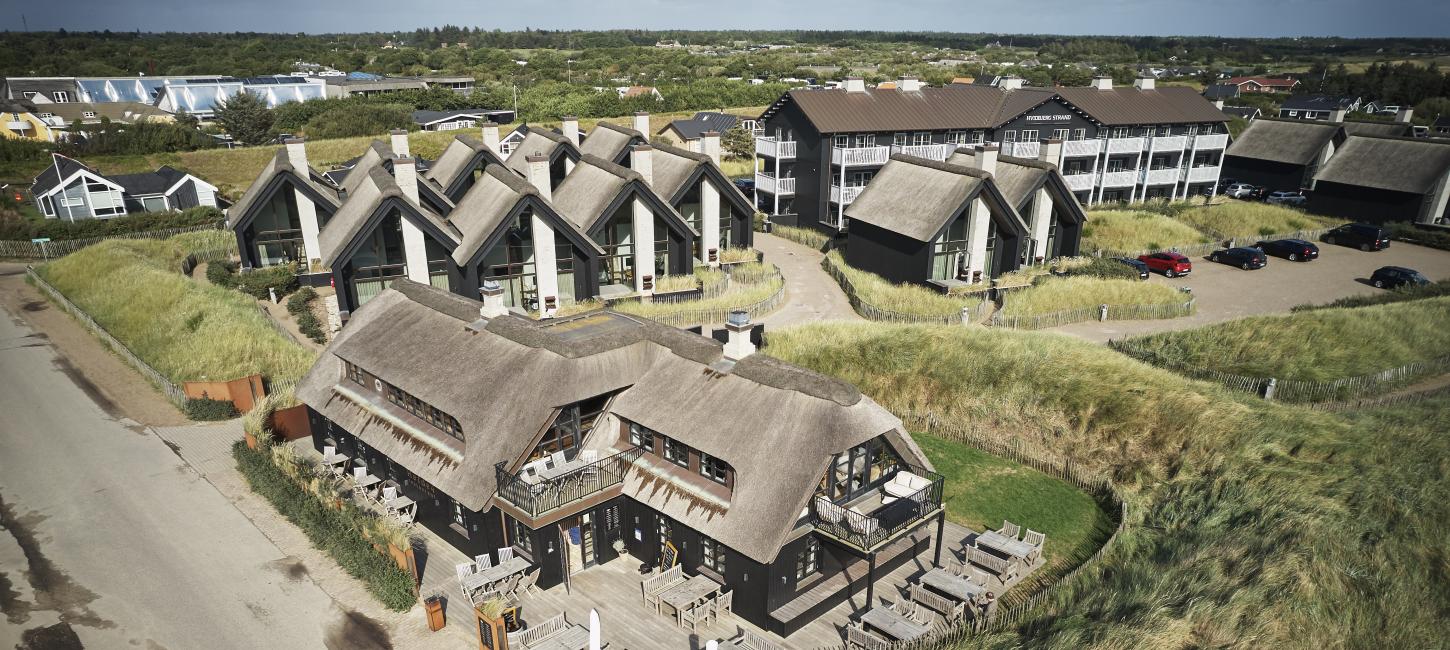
1323,223,1390,251
1370,266,1429,289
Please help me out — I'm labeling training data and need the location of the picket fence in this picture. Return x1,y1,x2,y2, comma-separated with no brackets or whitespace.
822,254,990,325
0,223,225,260
991,298,1195,330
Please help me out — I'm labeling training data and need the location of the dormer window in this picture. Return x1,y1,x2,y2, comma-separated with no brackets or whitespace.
663,438,689,468
83,111,96,118
628,422,655,452
700,453,730,485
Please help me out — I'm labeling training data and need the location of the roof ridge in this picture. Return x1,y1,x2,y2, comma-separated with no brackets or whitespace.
593,120,644,138
578,154,643,182
650,141,710,163
482,163,539,197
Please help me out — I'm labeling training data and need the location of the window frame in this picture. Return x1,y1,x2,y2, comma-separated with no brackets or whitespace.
663,437,690,468
700,535,726,574
795,537,820,580
699,453,729,485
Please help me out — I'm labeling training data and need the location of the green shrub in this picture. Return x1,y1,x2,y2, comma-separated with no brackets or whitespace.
1052,256,1142,281
233,441,416,611
296,311,327,344
824,250,981,319
212,262,299,299
0,205,223,242
184,397,239,421
1293,279,1450,312
1081,209,1213,253
999,276,1188,317
1176,200,1340,239
771,224,832,250
207,259,238,287
1384,222,1450,251
303,104,415,140
286,286,318,316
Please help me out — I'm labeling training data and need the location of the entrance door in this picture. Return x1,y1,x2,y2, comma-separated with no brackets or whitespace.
560,514,596,576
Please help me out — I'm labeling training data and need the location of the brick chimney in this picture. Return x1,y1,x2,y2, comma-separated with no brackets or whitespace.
631,145,653,185
844,77,866,93
389,129,410,157
524,152,552,202
701,131,722,165
633,112,650,142
481,121,501,154
561,115,580,146
999,76,1024,90
478,280,507,318
723,310,756,360
898,76,921,92
1039,139,1062,165
975,144,999,176
1091,76,1113,90
1396,107,1415,124
1133,76,1155,91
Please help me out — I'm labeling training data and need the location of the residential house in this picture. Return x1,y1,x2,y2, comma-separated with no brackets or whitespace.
754,75,1229,234
643,138,757,263
657,111,750,147
9,75,327,119
228,140,344,271
1220,106,1262,122
1224,76,1300,94
578,118,650,166
412,109,516,132
2,77,81,104
422,129,509,205
2,99,174,141
296,279,945,637
503,125,582,190
1340,118,1415,139
617,86,664,101
421,76,477,97
1222,118,1343,192
2,100,60,141
30,155,218,221
1277,95,1361,121
498,126,528,157
946,143,1086,264
1308,136,1450,225
1434,115,1450,135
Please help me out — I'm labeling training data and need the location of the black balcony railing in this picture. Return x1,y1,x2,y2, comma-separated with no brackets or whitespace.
811,465,945,552
494,447,643,520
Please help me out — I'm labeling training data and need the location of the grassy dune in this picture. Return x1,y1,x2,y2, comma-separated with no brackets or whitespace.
766,322,1450,647
824,250,981,319
1081,209,1212,253
1000,277,1187,317
1178,200,1341,239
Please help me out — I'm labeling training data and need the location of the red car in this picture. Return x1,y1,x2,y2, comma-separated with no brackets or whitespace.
1137,252,1192,277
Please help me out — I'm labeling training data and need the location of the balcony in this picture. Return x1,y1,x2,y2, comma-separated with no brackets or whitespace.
1062,139,1102,157
811,466,944,552
1193,133,1229,150
1141,167,1181,185
1101,170,1138,187
1106,137,1146,154
1064,173,1096,192
830,184,865,205
755,172,796,195
1186,165,1222,183
1005,141,1040,159
493,447,643,524
1148,135,1187,152
755,137,796,159
831,146,890,167
889,143,955,162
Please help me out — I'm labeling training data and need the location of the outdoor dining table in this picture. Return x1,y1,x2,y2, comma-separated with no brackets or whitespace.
461,556,531,598
386,495,416,512
976,530,1036,561
658,574,722,627
354,474,381,489
861,605,931,641
920,568,986,602
322,453,350,467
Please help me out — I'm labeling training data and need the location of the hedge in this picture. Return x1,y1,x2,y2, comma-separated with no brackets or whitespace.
209,260,300,299
286,287,327,344
184,397,239,421
0,205,223,242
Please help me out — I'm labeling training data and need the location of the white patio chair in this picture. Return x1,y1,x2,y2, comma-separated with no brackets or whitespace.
549,450,566,469
394,507,415,526
516,568,540,596
352,466,367,480
382,486,398,510
456,561,476,581
323,444,336,458
475,554,493,571
716,590,733,618
498,546,515,564
1000,520,1021,539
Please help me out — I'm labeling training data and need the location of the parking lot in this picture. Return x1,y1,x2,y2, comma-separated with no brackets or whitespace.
1053,241,1450,343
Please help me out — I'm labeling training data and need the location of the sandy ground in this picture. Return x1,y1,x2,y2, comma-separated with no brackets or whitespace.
755,232,862,327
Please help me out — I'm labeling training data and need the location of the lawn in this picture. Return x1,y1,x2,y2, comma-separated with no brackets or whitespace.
1176,200,1341,239
765,321,1450,647
824,250,982,321
999,276,1187,317
1080,209,1212,253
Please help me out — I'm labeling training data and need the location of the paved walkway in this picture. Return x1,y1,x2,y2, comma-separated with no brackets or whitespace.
755,232,861,328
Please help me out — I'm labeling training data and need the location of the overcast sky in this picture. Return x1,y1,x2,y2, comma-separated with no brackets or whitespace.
16,0,1450,38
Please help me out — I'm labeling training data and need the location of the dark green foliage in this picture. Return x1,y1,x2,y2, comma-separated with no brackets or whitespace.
721,127,754,161
272,88,469,131
0,205,222,241
303,104,414,140
184,397,239,421
1294,280,1450,312
1054,256,1142,281
1384,222,1450,251
213,91,275,146
286,286,327,343
205,258,237,287
232,441,416,611
285,286,317,315
208,260,299,299
61,119,215,156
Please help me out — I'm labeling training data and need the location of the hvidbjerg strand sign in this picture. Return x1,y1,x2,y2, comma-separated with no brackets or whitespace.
1025,115,1072,122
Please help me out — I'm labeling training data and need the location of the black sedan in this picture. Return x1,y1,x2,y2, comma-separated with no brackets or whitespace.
1208,247,1268,270
1254,238,1319,262
1116,257,1150,280
1370,266,1430,289
733,178,755,194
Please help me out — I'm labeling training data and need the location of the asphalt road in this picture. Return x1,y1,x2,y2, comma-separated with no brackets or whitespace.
0,304,337,649
1051,241,1450,342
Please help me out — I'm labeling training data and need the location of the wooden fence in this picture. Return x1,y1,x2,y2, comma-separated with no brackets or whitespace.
621,268,788,328
1109,339,1450,403
991,298,1195,330
0,223,226,260
822,253,989,325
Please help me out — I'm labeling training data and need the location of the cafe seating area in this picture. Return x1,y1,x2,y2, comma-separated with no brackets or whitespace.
320,444,418,526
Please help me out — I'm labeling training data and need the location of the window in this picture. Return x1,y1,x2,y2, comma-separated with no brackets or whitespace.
82,111,95,119
604,505,621,532
1051,128,1069,141
52,91,70,102
1287,110,1298,117
931,212,968,282
510,517,534,556
21,91,35,99
1185,124,1199,137
832,135,848,148
1072,128,1086,140
629,421,655,452
1112,127,1130,138
1002,130,1017,144
699,453,729,485
911,131,931,146
969,131,984,145
39,112,53,119
795,537,820,580
656,515,673,563
700,535,726,574
1157,125,1171,137
663,437,689,468
892,132,907,147
346,361,363,384
1019,129,1038,144
452,498,465,526
945,130,967,145
851,134,874,147
382,380,463,442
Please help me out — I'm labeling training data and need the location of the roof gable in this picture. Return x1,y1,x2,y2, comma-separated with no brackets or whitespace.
1226,117,1343,166
1314,136,1450,194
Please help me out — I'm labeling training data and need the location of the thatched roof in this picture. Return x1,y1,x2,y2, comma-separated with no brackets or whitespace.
949,149,1055,209
503,127,578,176
228,150,340,226
316,166,457,268
550,155,635,231
341,141,392,196
1314,135,1450,194
1226,118,1342,166
294,280,923,563
1339,120,1413,139
447,165,603,266
426,134,505,195
579,121,643,162
845,154,990,241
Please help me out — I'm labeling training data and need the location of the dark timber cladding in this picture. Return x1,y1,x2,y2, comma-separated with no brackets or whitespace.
295,280,944,637
1222,117,1343,191
1308,136,1450,224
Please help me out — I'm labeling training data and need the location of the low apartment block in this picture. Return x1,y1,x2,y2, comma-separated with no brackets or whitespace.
753,76,1230,234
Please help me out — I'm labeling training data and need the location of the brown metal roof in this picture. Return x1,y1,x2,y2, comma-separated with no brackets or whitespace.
1053,86,1231,126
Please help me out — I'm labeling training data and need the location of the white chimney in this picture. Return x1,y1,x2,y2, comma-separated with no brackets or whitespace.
1133,77,1155,91
478,280,507,319
975,144,999,177
1396,107,1414,124
393,157,419,204
723,310,755,360
1214,99,1225,110
389,128,410,157
701,131,722,165
284,138,321,271
1091,76,1113,90
524,152,552,202
633,112,650,142
631,145,653,186
999,76,1024,91
394,157,429,285
898,76,921,92
481,121,501,154
561,115,580,146
1330,108,1347,123
844,77,866,93
1039,138,1062,165
284,137,309,174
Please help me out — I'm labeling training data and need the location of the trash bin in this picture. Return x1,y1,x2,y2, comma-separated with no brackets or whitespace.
425,595,446,632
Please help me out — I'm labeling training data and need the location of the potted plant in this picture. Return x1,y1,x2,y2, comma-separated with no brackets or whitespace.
612,538,627,556
475,595,512,650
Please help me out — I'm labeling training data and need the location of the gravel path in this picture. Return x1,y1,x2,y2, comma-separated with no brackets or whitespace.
755,232,862,328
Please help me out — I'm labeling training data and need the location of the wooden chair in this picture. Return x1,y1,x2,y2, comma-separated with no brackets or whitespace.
999,520,1021,539
395,506,415,526
455,562,476,581
966,547,1019,584
499,547,515,564
475,554,493,571
1023,529,1045,562
681,600,709,633
740,629,785,650
846,623,892,650
716,590,733,618
641,564,685,614
382,486,398,510
516,568,540,596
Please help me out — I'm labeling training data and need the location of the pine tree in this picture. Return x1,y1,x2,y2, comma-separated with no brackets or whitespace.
213,91,274,146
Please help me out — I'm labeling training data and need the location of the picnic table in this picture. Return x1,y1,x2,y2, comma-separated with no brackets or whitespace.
976,530,1035,561
461,556,531,597
658,574,721,627
861,605,930,641
355,474,381,489
386,495,416,511
920,568,986,602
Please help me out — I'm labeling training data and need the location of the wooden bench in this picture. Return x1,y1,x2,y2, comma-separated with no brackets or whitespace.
907,583,965,622
506,614,590,650
738,629,786,650
641,564,685,614
846,623,894,650
965,546,1019,583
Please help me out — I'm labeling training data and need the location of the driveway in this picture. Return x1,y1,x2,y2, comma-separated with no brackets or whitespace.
755,232,861,328
1052,241,1450,342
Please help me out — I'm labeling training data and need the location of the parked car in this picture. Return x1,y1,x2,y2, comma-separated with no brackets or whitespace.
1225,183,1257,199
1116,257,1151,280
1254,239,1319,261
1265,190,1308,206
1137,252,1193,277
1369,266,1430,289
1209,246,1268,270
1323,223,1391,251
733,178,755,194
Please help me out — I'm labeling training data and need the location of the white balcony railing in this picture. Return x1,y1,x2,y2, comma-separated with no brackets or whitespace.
755,172,796,195
1106,137,1146,154
890,143,955,161
755,137,797,159
1142,167,1181,185
1006,141,1041,159
1062,139,1102,157
831,146,891,166
1193,133,1229,150
1064,173,1096,192
1100,170,1138,187
1187,165,1221,183
1148,135,1187,152
830,184,866,205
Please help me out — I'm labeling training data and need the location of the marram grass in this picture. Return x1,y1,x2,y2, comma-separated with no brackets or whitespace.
1177,199,1341,239
825,250,981,318
1081,209,1212,253
1000,276,1187,317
